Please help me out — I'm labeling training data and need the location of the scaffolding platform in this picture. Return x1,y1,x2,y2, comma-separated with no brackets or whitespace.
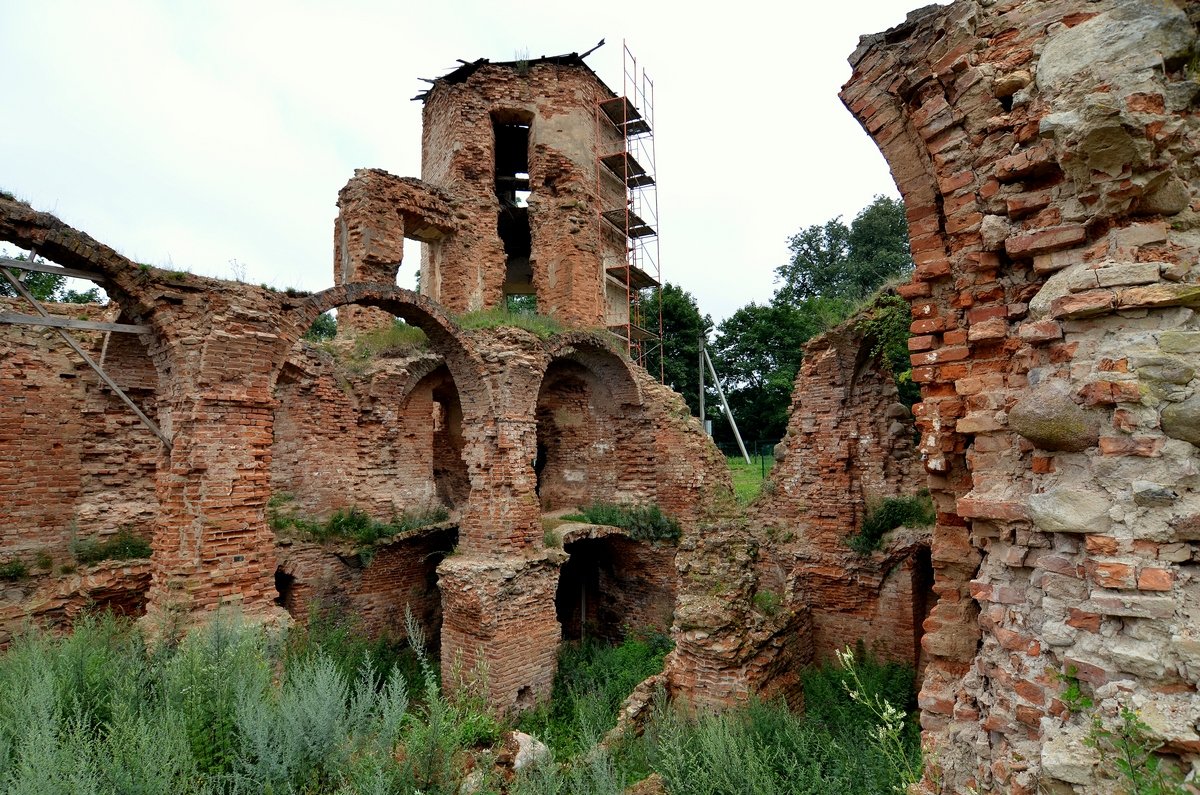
607,321,656,342
599,96,651,136
606,263,659,290
601,209,655,238
599,152,655,188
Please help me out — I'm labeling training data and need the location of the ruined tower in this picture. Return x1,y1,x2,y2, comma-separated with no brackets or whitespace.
334,46,661,353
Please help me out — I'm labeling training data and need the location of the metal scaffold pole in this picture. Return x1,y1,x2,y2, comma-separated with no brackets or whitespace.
702,345,750,465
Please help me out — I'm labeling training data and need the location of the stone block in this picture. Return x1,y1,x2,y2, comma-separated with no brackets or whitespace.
1028,488,1111,534
1008,382,1101,452
1095,262,1162,288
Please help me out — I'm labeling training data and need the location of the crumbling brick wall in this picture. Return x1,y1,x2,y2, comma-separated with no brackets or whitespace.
843,1,1200,790
752,321,926,668
275,526,456,642
0,299,159,563
418,62,627,327
557,527,678,643
0,196,733,713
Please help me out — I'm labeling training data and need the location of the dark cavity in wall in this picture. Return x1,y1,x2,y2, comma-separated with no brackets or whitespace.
557,537,612,642
911,544,936,674
274,568,295,610
493,110,533,302
429,369,469,509
556,535,677,644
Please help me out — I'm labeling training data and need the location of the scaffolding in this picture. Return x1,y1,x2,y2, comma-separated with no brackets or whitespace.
595,41,662,380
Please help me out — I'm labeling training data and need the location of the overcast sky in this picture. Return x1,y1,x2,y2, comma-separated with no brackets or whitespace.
1,0,924,324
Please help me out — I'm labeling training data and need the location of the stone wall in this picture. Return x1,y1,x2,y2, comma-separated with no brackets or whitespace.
842,1,1200,790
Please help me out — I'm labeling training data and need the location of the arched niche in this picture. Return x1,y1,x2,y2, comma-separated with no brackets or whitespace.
534,341,647,512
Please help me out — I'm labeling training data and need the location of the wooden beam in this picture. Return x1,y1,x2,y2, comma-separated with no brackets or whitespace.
1,267,171,448
0,256,104,283
0,311,149,334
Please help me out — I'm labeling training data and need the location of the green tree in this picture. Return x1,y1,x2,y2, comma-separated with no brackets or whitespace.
643,283,712,418
708,298,851,445
774,217,851,304
775,195,911,304
304,311,337,341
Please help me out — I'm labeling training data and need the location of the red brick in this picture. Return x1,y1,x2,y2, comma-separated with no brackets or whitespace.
1137,568,1174,591
1005,225,1088,258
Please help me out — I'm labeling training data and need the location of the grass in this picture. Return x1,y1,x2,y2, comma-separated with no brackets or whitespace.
512,643,920,795
457,308,563,339
343,320,429,363
71,528,152,565
0,608,508,795
269,496,449,548
562,502,680,542
849,491,936,554
727,454,774,505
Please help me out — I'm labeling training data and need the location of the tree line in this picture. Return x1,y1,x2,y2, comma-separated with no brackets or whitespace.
644,195,915,450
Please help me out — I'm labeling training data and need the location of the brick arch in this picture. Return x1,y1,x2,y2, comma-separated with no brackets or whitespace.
284,283,491,419
540,333,643,410
0,195,180,395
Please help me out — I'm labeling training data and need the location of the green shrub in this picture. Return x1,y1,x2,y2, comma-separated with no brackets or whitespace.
854,291,920,406
753,589,782,617
285,600,423,702
518,630,672,760
33,551,53,571
563,502,681,542
848,491,935,554
0,560,27,580
71,528,152,565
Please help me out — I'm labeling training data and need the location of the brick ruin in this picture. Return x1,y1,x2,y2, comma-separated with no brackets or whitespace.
840,0,1200,790
2,9,1198,790
0,50,732,713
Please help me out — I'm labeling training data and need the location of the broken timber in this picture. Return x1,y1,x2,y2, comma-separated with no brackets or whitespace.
0,312,149,334
1,265,171,448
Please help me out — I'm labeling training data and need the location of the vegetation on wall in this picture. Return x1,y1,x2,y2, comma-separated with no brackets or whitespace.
268,496,449,551
71,528,153,565
458,308,563,338
563,502,681,542
848,491,936,554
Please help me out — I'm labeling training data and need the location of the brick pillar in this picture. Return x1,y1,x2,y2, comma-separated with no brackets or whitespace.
145,395,285,629
438,553,562,712
457,418,541,554
334,180,406,333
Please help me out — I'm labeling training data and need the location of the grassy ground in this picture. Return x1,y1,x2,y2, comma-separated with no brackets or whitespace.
0,611,918,794
726,454,775,505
